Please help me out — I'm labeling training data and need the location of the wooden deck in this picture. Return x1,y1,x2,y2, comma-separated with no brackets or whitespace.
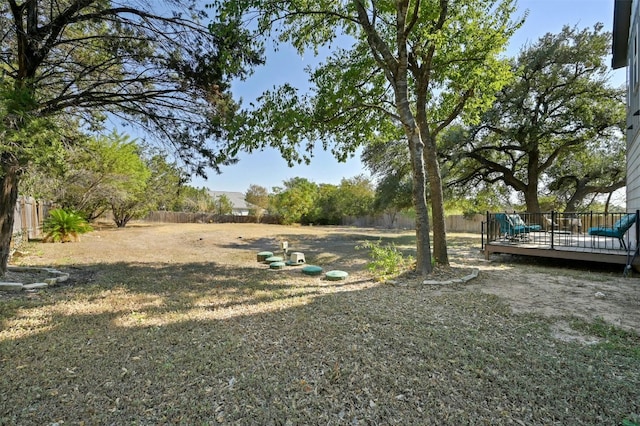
484,231,640,268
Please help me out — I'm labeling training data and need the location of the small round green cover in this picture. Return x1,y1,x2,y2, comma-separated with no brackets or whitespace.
257,251,274,262
302,265,323,276
264,256,284,263
270,261,286,269
325,270,349,281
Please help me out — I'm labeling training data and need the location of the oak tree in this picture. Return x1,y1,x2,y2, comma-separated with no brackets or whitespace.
0,0,262,274
245,184,270,216
449,25,625,213
271,177,318,225
215,0,520,275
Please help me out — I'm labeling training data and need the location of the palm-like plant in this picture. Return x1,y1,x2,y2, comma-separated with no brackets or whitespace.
43,209,93,243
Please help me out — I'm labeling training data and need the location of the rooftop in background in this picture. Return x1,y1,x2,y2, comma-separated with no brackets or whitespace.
208,191,256,213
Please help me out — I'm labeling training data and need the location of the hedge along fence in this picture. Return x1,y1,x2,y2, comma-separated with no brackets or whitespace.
12,196,53,240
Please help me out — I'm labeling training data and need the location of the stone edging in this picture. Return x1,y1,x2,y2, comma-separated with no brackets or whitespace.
0,266,70,291
389,268,480,288
422,268,479,285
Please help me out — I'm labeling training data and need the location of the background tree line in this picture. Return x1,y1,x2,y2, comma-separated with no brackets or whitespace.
248,176,377,225
21,134,384,226
0,0,261,275
20,129,221,226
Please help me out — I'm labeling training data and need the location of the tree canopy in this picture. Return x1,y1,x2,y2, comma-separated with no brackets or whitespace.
0,0,262,274
214,0,521,275
213,193,234,216
61,131,149,222
245,185,269,205
2,0,262,174
271,177,319,225
446,24,625,213
21,131,192,226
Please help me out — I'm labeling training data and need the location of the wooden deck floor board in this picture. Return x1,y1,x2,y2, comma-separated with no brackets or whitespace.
485,234,639,267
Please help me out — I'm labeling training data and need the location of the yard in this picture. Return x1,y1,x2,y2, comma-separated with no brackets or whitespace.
1,223,639,425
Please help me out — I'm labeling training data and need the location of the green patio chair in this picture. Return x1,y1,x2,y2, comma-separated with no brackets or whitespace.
494,213,542,240
588,213,637,250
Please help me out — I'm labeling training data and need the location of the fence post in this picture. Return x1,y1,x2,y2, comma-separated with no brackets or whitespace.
486,211,492,241
20,196,28,238
29,197,36,239
35,199,42,238
550,210,555,250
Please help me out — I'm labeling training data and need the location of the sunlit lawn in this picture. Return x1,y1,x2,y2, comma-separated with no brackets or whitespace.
0,226,638,425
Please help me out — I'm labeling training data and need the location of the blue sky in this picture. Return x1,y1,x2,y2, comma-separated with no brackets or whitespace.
192,0,625,193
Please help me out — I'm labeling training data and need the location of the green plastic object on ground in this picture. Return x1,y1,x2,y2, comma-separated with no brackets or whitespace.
325,270,349,281
302,265,323,276
257,251,273,262
264,256,284,263
270,261,286,270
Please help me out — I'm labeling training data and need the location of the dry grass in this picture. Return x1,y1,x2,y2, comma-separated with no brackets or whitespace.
0,223,639,425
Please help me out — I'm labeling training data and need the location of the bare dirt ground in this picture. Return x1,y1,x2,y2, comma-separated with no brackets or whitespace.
446,243,640,337
8,221,640,336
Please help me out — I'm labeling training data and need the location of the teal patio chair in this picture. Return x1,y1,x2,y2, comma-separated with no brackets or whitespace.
494,213,542,240
588,213,637,250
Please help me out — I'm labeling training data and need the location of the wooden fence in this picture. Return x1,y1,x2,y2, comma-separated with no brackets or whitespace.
342,213,484,233
12,196,53,240
144,211,280,224
144,211,485,233
12,201,484,242
445,214,484,233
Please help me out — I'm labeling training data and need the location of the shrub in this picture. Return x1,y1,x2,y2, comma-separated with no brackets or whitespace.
356,240,414,281
43,209,93,242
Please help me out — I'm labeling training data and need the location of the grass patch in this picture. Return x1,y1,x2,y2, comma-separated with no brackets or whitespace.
1,226,638,424
356,240,415,281
1,266,638,424
570,317,640,359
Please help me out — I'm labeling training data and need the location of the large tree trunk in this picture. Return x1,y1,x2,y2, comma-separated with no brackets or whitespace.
423,134,449,266
524,183,541,214
407,133,433,276
565,184,590,212
354,0,433,275
604,191,613,214
524,149,541,213
0,155,21,276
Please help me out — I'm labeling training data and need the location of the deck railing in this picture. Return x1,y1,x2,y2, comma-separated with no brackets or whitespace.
481,211,640,254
